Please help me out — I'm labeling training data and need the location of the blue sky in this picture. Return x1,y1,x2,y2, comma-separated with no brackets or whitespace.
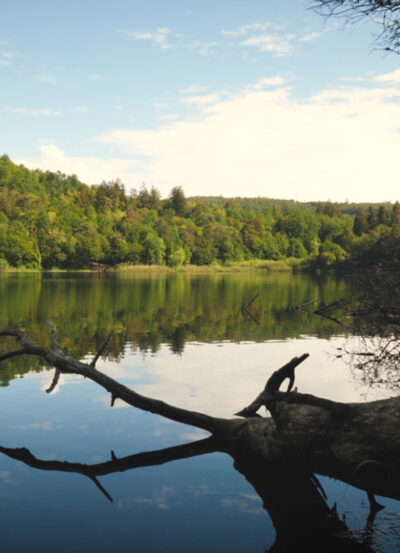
1,0,400,201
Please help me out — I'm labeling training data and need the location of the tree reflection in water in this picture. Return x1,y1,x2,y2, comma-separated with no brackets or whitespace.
0,430,383,552
1,326,399,552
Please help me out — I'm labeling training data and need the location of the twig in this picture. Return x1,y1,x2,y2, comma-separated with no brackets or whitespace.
46,321,64,354
90,332,113,368
243,293,259,311
243,293,260,325
89,476,113,502
314,299,344,314
46,369,61,394
293,299,318,311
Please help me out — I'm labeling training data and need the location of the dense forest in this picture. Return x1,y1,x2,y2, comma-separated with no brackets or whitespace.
0,154,399,272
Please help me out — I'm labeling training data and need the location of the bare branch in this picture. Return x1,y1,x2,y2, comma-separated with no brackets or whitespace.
90,332,113,367
243,293,261,325
46,369,61,394
314,299,344,314
0,437,218,478
310,0,400,53
293,298,318,310
89,476,113,502
0,348,29,363
243,293,259,311
0,329,224,433
235,354,309,417
46,321,64,354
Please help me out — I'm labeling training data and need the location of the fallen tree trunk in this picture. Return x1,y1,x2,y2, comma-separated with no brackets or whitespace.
0,326,398,551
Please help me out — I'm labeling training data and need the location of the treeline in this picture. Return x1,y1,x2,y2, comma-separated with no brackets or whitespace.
0,154,399,271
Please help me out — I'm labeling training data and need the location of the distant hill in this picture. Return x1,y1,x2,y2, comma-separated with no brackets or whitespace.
0,154,398,272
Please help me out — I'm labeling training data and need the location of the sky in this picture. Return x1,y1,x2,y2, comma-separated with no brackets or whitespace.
1,0,400,202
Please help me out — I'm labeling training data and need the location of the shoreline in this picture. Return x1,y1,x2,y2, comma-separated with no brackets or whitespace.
0,259,301,275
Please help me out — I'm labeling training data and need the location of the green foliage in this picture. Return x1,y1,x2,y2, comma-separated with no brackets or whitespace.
0,155,398,272
169,186,186,216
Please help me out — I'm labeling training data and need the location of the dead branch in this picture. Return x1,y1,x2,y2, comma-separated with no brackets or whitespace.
0,437,218,503
47,320,64,354
46,369,61,394
90,332,113,367
235,354,309,417
314,299,344,314
293,298,318,310
243,293,261,325
243,292,259,311
0,328,224,433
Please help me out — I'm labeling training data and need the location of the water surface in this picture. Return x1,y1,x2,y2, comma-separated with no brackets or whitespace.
0,272,398,552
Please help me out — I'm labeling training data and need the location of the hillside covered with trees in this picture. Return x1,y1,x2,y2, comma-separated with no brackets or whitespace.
0,154,399,272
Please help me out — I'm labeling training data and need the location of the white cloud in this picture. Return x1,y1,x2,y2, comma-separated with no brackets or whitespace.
17,144,142,186
97,79,400,202
180,84,208,95
253,75,286,89
186,41,219,55
1,51,16,66
297,32,322,43
182,93,222,106
37,73,56,85
119,27,173,50
121,339,375,419
12,107,61,116
221,21,279,37
159,113,179,121
16,77,400,203
76,106,88,113
241,33,294,56
222,21,323,55
374,68,400,83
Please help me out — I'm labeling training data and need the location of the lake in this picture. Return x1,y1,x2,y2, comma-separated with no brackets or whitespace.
0,272,398,552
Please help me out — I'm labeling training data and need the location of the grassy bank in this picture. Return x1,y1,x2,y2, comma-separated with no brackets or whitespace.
111,258,301,274
0,258,302,275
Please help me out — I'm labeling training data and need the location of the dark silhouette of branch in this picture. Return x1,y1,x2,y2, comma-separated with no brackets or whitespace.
0,328,222,433
90,332,113,367
0,437,218,503
46,369,61,394
242,293,261,325
235,354,309,417
310,0,400,53
47,320,64,354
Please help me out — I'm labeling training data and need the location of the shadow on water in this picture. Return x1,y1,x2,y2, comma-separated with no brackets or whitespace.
0,429,389,552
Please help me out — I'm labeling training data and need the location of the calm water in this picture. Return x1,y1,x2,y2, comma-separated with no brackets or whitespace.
0,272,398,552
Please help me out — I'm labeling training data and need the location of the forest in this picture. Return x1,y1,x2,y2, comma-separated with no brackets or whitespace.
0,154,399,272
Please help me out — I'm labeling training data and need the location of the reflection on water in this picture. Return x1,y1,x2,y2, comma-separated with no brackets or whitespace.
0,272,398,552
0,272,351,386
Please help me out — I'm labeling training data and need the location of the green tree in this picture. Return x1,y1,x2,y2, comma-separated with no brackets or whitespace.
353,211,369,236
142,231,166,265
170,186,186,216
